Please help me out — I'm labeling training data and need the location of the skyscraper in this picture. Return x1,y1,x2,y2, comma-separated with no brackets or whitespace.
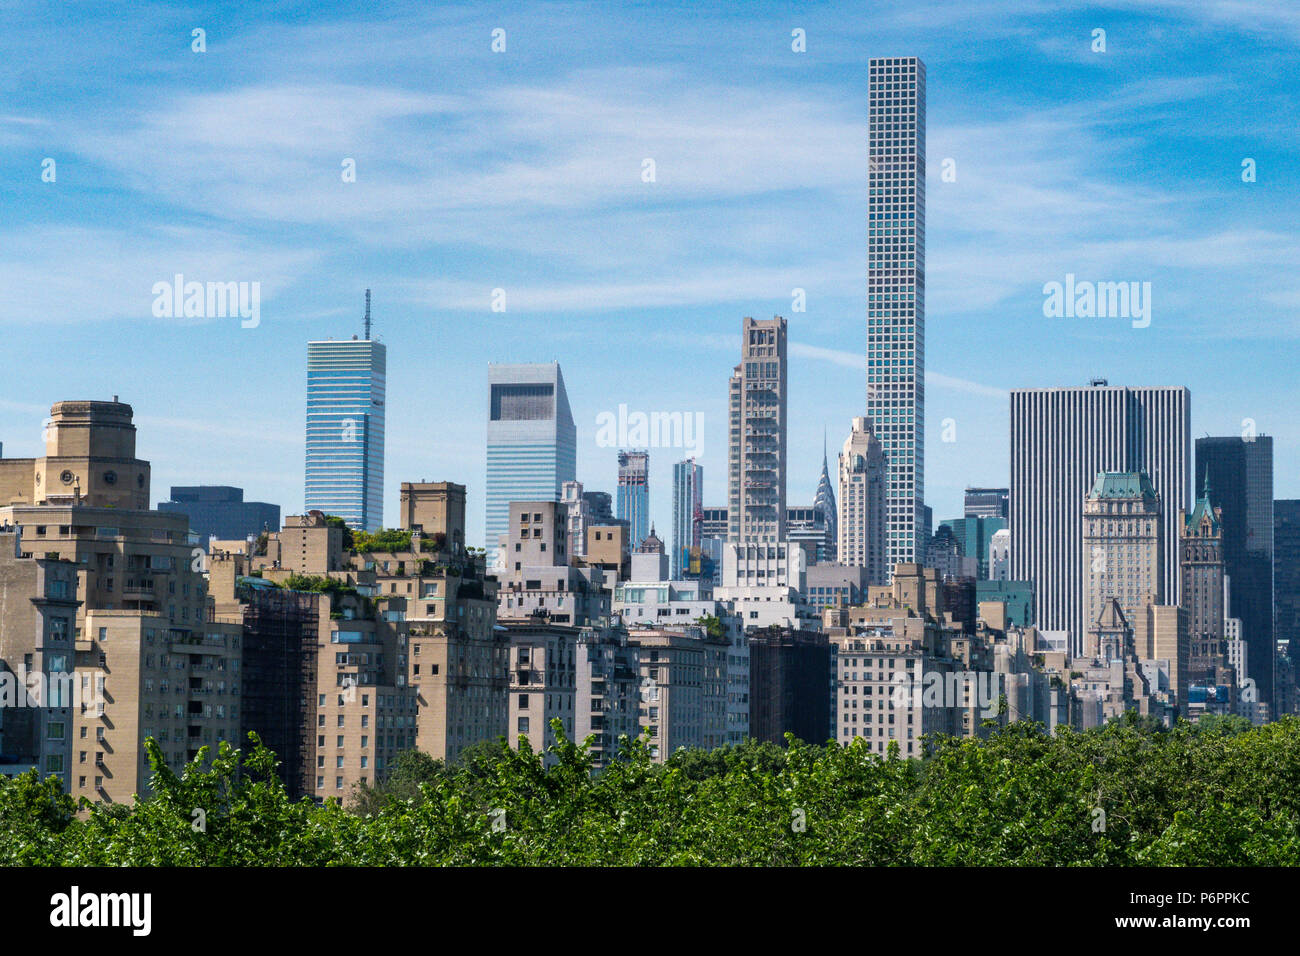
1275,499,1300,662
964,487,1009,520
617,449,650,550
867,56,926,575
305,308,386,531
728,315,787,543
813,434,838,561
1010,382,1190,655
1196,436,1274,704
485,363,576,567
837,416,887,584
671,458,703,579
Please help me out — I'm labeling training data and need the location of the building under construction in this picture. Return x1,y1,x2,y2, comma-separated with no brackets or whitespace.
236,579,320,800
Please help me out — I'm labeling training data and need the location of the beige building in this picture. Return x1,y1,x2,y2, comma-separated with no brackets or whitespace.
360,527,504,765
0,534,80,789
77,609,242,804
498,501,610,626
1082,471,1162,658
0,400,243,804
399,482,466,551
255,511,347,574
627,626,729,762
837,416,887,585
0,399,151,512
581,523,629,581
504,619,577,763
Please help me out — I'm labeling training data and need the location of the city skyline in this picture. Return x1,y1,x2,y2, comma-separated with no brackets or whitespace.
2,1,1298,552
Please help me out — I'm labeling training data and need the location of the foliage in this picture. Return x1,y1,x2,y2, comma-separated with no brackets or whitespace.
419,532,447,553
323,515,354,550
5,718,1300,865
352,528,414,554
694,615,725,641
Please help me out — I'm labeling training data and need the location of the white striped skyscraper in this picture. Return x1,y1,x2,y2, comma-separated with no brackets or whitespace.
485,363,576,567
867,56,926,575
305,337,386,531
1010,382,1190,654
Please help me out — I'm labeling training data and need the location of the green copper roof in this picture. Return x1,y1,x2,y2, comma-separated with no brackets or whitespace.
1185,473,1221,532
1088,471,1157,499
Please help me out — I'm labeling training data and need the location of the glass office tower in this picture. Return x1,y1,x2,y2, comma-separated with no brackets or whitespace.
485,363,577,567
305,338,386,531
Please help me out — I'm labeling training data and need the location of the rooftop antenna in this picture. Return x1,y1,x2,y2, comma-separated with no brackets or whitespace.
363,289,372,340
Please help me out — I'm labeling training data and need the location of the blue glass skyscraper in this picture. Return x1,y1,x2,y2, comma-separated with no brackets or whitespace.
618,449,650,551
305,334,386,531
485,363,576,567
671,457,702,578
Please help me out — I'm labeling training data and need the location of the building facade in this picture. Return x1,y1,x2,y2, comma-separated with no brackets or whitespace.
837,416,887,585
1180,480,1226,685
158,486,280,547
1010,383,1190,655
670,459,703,579
728,316,788,543
867,56,926,573
964,487,1009,520
1277,500,1300,663
1082,471,1163,658
1195,436,1275,705
616,449,650,550
485,363,577,569
305,336,386,532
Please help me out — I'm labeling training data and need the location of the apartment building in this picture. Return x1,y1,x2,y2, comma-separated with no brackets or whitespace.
0,532,80,789
628,626,729,762
0,400,243,803
497,501,610,626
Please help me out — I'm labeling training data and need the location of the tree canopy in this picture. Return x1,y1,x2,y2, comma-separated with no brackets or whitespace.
4,717,1298,866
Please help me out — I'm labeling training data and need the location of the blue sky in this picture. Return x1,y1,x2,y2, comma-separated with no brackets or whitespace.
2,0,1297,547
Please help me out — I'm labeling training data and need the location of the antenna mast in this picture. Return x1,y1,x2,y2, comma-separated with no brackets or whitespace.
363,289,372,340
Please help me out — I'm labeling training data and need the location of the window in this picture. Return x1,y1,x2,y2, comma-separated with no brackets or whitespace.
517,716,530,734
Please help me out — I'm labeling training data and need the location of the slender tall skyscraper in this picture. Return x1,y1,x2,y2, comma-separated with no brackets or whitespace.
1196,435,1274,705
867,56,926,575
1010,382,1190,655
728,315,787,542
305,296,386,531
671,458,703,579
617,449,650,549
485,363,576,567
